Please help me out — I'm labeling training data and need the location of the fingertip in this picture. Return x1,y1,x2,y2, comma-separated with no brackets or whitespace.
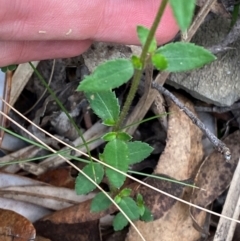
0,40,92,66
94,0,179,45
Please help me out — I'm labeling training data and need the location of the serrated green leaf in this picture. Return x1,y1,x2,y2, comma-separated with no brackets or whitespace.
119,197,140,220
77,59,134,92
156,42,216,72
113,212,129,231
127,141,153,165
104,139,129,188
169,0,195,32
90,192,112,212
86,91,119,126
137,26,157,53
140,206,154,222
151,53,168,70
75,163,104,195
131,55,142,70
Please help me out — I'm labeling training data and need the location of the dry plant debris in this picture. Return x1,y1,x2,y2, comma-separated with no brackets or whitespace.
126,94,205,241
190,130,240,230
0,209,36,241
35,219,100,241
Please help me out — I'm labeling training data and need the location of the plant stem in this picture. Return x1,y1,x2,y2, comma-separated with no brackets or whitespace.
114,0,169,131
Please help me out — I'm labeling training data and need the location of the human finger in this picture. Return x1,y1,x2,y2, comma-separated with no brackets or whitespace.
0,40,92,66
0,0,178,44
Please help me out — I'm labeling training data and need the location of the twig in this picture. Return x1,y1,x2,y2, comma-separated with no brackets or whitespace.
152,82,231,161
195,102,240,113
213,157,240,241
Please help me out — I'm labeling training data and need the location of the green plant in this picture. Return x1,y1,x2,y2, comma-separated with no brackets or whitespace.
1,64,17,72
75,0,215,230
0,0,216,233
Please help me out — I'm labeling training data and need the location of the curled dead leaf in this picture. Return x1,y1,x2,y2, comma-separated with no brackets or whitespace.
0,208,35,241
190,130,240,230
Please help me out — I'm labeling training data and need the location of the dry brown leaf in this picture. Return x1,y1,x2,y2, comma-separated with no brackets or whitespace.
35,236,51,241
155,94,204,179
133,175,189,219
126,94,205,241
0,208,36,241
35,197,115,224
37,167,75,188
35,220,100,241
190,131,240,229
34,198,103,241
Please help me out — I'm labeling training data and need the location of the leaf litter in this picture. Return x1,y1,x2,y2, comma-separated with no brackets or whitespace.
2,40,240,241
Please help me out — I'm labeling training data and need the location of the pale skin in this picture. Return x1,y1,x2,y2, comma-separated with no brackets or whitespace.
0,0,179,66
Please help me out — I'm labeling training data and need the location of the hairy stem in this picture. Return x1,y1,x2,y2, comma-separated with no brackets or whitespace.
114,0,169,131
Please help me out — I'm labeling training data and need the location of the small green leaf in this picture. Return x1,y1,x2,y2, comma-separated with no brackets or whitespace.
77,59,134,92
102,132,132,142
99,153,104,161
113,212,129,231
137,26,157,53
113,196,140,230
75,163,104,195
151,53,168,70
8,64,17,71
156,42,216,72
169,0,195,32
86,91,119,126
140,206,154,222
1,67,7,73
136,193,144,206
119,188,131,198
127,141,153,165
104,139,129,188
114,195,122,204
138,204,145,216
131,55,142,70
117,132,132,141
102,132,117,141
119,197,140,220
136,194,145,216
1,64,17,73
91,192,112,212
